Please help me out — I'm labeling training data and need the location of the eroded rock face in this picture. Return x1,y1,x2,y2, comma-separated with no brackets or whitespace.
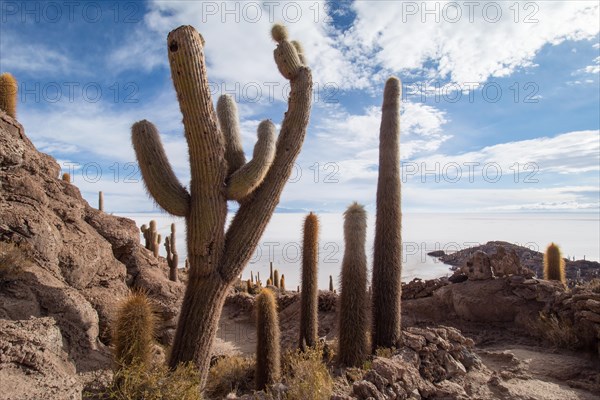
0,112,184,390
0,317,82,400
490,246,522,277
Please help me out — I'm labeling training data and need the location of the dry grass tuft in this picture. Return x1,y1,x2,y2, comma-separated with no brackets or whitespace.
283,344,333,400
104,362,201,400
528,312,580,349
204,356,254,399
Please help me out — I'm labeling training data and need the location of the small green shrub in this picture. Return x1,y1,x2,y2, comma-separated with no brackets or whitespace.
283,344,333,400
204,356,254,399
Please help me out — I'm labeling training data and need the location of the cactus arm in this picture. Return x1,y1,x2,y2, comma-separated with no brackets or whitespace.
167,26,227,278
225,120,276,201
217,94,246,176
219,35,311,281
132,120,190,216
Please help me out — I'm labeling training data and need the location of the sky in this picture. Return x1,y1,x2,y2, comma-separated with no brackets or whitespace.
1,0,599,214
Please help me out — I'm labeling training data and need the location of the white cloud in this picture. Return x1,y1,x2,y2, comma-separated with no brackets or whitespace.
347,1,600,84
0,31,74,74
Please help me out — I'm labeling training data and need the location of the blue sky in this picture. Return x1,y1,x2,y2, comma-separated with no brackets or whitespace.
1,0,599,214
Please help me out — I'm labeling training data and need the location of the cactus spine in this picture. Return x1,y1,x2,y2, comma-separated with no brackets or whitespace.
544,242,566,284
255,288,281,390
99,191,104,212
165,223,179,282
0,73,17,119
338,203,369,367
299,212,319,349
62,173,71,183
113,291,156,369
372,77,403,351
130,24,312,385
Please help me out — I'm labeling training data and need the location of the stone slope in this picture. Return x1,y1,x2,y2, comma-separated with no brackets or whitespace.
0,110,184,394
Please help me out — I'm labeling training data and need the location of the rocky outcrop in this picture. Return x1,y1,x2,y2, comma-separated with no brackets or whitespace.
433,241,599,283
0,111,184,395
349,326,481,399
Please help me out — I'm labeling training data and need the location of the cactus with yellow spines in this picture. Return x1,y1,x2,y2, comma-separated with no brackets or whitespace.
544,242,566,284
372,77,403,351
113,291,156,370
130,24,312,384
255,288,281,390
299,212,319,350
338,202,369,367
62,173,71,183
280,274,286,292
0,73,17,119
165,223,179,282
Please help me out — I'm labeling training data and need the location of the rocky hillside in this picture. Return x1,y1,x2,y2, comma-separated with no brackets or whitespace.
429,240,600,283
0,110,184,397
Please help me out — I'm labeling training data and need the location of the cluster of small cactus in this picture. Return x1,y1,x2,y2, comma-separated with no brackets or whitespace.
0,72,17,118
544,242,566,284
299,212,319,350
140,220,161,258
165,223,179,282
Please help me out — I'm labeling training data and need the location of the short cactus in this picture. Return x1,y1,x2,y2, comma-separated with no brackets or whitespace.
372,77,403,351
113,291,156,369
247,279,252,293
165,223,179,282
338,202,369,367
62,173,71,183
267,278,273,286
544,242,566,284
255,288,281,390
299,212,319,349
274,269,280,289
140,220,161,257
99,191,104,212
0,73,17,119
280,274,286,292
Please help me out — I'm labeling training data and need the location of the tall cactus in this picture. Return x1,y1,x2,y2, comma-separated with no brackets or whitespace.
0,73,17,118
544,242,566,284
130,23,312,385
329,275,334,292
371,77,403,351
255,288,281,390
338,203,369,367
113,291,156,369
165,223,179,282
299,212,319,349
280,274,286,292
